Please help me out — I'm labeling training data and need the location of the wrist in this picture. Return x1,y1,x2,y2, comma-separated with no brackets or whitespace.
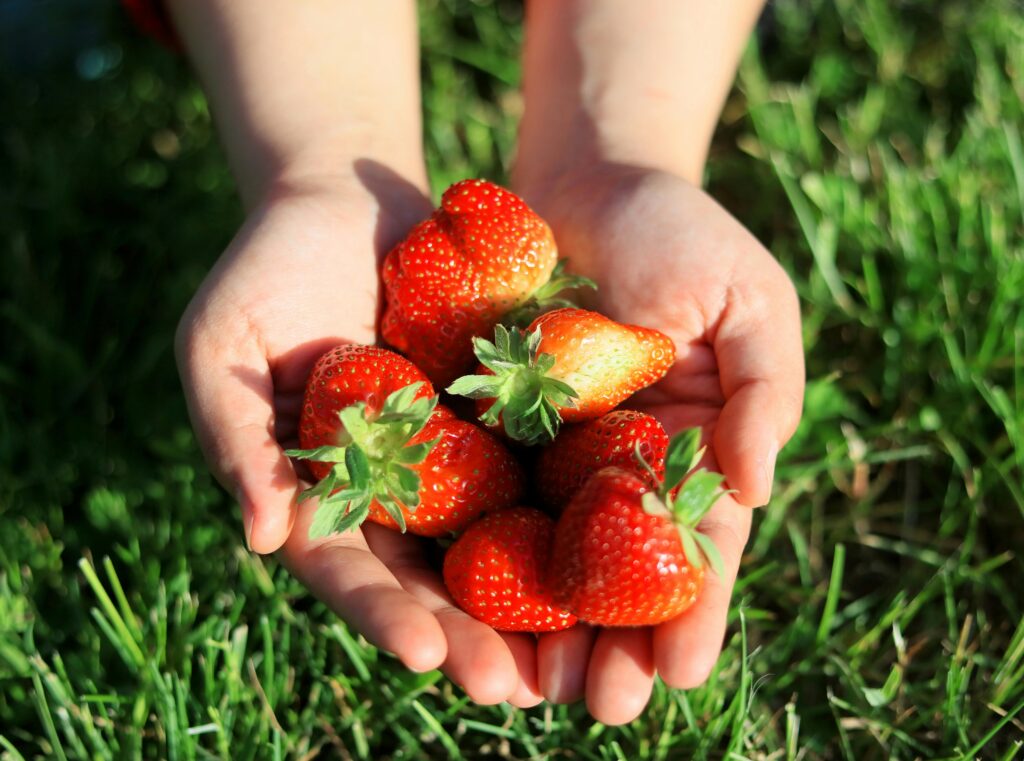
513,126,706,216
245,158,433,263
515,160,695,248
241,137,430,216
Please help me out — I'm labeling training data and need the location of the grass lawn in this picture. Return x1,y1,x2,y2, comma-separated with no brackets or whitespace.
2,0,1023,757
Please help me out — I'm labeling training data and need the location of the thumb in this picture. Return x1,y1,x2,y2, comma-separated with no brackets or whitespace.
712,264,804,506
176,317,297,553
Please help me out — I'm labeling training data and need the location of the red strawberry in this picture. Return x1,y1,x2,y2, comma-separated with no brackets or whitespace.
536,410,669,510
381,179,592,386
288,345,523,537
443,507,577,632
547,429,727,626
447,308,675,444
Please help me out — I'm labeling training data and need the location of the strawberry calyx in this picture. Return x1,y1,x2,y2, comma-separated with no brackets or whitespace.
636,428,730,577
285,382,440,538
446,324,578,445
502,259,598,329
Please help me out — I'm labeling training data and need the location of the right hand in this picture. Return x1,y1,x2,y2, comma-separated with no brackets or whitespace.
175,172,543,706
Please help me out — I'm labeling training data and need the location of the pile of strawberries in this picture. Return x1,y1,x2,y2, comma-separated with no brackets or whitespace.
288,179,727,633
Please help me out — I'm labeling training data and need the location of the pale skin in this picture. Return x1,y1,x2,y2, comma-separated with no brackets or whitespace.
170,0,804,724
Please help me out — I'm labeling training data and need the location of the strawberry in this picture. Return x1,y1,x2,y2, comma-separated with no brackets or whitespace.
547,429,727,626
443,507,577,632
536,410,669,510
447,308,675,444
287,345,523,537
380,179,592,386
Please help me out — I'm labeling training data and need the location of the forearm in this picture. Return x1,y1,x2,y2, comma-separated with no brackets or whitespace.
515,0,765,196
165,0,427,208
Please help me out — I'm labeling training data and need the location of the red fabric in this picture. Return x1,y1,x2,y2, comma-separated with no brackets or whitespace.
121,0,181,50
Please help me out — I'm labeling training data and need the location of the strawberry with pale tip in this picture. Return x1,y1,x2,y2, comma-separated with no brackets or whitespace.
447,308,675,445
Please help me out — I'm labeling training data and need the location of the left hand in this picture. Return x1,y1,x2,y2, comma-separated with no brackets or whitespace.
522,164,805,724
175,173,544,707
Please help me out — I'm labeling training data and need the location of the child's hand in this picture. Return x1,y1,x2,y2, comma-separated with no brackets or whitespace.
175,175,541,706
522,164,805,724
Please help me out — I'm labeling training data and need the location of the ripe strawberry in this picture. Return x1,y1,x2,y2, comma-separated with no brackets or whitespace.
381,179,592,386
447,308,675,444
536,410,669,510
547,429,727,626
287,345,523,537
443,507,577,632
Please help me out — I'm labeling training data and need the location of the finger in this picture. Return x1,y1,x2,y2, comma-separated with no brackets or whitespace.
537,624,596,704
280,506,448,673
585,628,655,726
653,494,751,688
363,524,519,705
175,312,296,553
633,340,724,408
713,265,804,506
500,633,544,708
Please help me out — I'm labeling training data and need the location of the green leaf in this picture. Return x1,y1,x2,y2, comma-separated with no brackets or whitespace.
693,532,725,578
672,470,727,527
494,324,512,358
381,382,425,415
308,489,368,538
519,391,546,416
377,392,437,426
544,377,578,405
525,326,543,357
334,497,373,533
662,428,704,492
338,404,370,441
471,335,503,366
299,468,339,505
538,403,557,442
446,375,503,398
534,352,556,374
394,439,438,465
392,465,422,509
284,445,348,463
510,326,532,364
641,492,670,517
479,397,506,428
376,494,407,533
405,395,438,422
503,391,560,444
533,259,598,301
308,500,348,539
678,527,703,571
634,442,662,486
377,397,438,438
345,446,372,490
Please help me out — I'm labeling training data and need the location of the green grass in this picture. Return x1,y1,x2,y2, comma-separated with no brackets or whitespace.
2,0,1023,757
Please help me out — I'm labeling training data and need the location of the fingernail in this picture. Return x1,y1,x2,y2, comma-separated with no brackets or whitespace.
237,487,255,552
761,444,778,504
406,659,435,675
244,513,255,552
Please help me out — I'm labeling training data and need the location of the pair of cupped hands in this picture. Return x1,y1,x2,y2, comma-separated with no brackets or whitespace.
175,161,804,725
